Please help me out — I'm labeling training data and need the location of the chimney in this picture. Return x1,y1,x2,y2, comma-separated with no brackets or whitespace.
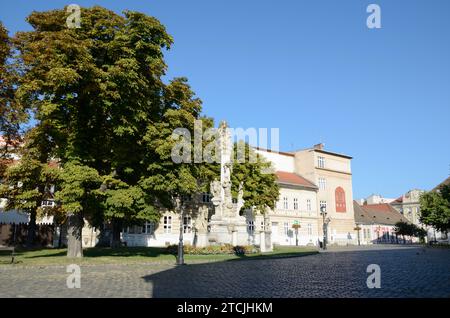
313,143,324,150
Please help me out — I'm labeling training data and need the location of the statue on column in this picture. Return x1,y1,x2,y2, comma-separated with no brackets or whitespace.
207,120,251,247
210,121,235,220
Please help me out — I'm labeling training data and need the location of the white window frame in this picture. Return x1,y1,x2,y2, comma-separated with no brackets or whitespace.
318,156,325,168
183,216,192,233
283,197,288,210
307,199,312,211
202,193,211,203
284,222,289,236
318,177,326,190
293,198,299,210
307,223,312,236
247,220,255,234
142,222,155,234
164,216,172,234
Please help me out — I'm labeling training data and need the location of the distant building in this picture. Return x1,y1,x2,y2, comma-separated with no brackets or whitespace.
390,189,424,226
353,201,410,244
390,187,449,243
358,194,396,205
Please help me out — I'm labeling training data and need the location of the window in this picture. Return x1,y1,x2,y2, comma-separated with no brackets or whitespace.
320,200,327,212
284,222,289,236
142,222,155,234
293,198,299,210
127,225,139,234
335,187,347,212
247,221,255,234
202,193,211,203
183,216,192,233
318,177,326,190
182,194,192,202
307,223,312,236
317,156,325,168
407,208,412,215
306,199,312,211
163,216,172,233
283,197,288,210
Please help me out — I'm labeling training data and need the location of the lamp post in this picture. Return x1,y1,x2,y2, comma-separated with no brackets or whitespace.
176,198,185,265
354,224,361,246
320,206,327,250
292,222,301,246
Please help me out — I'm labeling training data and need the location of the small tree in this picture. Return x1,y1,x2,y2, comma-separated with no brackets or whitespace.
231,141,280,213
394,221,411,244
420,185,450,234
0,130,59,247
394,221,427,244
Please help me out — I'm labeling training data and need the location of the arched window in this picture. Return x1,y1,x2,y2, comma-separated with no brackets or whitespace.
335,187,346,212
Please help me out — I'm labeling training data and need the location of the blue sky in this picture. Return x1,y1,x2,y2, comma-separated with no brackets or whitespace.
1,0,449,199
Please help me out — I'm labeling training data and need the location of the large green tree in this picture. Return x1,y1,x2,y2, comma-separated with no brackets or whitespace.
11,6,280,257
420,185,450,233
13,6,177,256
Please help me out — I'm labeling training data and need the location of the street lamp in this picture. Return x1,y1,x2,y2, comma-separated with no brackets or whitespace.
176,199,185,265
354,224,362,246
292,222,301,246
320,206,328,250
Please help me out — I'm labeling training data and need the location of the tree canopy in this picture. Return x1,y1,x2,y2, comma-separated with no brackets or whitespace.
419,185,450,233
1,5,280,256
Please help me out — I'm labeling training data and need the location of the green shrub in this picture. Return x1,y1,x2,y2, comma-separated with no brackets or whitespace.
166,244,257,255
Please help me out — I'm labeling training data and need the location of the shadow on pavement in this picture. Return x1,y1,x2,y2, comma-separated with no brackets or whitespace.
141,246,450,298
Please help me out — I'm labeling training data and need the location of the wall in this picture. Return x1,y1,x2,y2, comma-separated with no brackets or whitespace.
255,149,295,172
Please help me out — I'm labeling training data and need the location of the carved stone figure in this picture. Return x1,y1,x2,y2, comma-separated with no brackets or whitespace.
195,206,209,234
210,180,221,202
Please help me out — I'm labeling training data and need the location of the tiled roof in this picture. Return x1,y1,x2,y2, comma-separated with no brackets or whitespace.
353,201,408,226
392,196,403,203
276,171,317,189
432,176,450,192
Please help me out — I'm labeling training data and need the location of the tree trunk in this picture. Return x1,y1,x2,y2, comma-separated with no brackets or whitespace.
67,213,84,258
26,209,37,248
110,218,123,248
57,224,65,248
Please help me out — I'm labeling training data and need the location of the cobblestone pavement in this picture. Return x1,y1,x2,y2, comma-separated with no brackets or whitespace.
1,246,449,298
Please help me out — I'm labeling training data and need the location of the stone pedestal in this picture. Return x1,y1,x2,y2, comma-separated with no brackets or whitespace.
258,230,273,252
208,216,248,246
194,232,209,247
265,230,273,252
259,231,266,252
